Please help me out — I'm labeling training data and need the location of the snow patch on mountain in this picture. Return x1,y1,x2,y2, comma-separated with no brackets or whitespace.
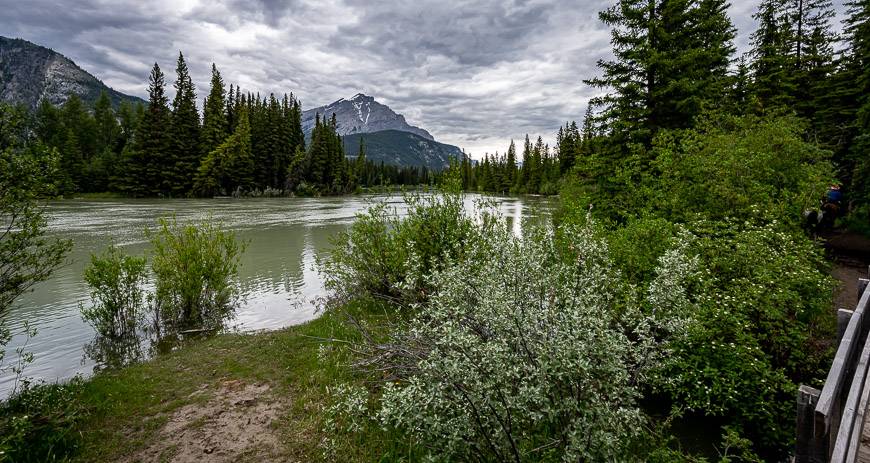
301,94,434,141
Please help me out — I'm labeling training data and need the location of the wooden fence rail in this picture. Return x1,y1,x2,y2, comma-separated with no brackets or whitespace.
796,273,870,463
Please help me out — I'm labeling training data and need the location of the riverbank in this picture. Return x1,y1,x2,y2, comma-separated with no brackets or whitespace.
14,301,398,462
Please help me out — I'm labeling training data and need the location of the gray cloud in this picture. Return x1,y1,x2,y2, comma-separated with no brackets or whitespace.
0,0,850,157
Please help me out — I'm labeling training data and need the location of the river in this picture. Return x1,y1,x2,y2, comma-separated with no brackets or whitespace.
1,194,548,397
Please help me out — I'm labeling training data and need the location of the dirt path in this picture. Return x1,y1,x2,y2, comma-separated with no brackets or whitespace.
129,380,286,463
824,230,870,311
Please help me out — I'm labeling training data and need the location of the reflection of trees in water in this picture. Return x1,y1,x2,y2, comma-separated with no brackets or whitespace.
84,333,145,372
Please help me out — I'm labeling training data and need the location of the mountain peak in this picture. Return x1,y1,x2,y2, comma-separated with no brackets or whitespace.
302,93,433,141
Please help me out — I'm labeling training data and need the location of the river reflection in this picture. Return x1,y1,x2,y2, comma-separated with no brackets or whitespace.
1,194,549,396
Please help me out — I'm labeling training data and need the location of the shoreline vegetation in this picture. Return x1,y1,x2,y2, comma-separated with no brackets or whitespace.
3,0,870,459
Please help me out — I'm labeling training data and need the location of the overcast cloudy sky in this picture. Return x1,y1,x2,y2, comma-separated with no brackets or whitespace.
0,0,848,157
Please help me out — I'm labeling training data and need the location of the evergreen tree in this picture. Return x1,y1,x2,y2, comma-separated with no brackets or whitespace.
844,0,870,204
504,139,517,192
194,106,254,196
558,122,580,174
93,91,120,154
586,0,735,145
168,52,201,196
750,0,798,109
127,62,171,196
117,100,139,149
201,64,228,158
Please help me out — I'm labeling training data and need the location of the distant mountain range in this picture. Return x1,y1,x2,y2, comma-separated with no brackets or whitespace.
343,130,463,170
0,36,462,170
0,36,146,109
303,93,462,169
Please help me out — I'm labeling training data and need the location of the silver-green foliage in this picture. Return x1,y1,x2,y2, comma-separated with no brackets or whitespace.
370,220,697,461
148,217,244,334
80,246,147,339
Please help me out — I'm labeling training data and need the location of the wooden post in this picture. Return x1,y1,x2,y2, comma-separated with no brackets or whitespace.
840,309,855,345
859,278,869,300
797,385,826,463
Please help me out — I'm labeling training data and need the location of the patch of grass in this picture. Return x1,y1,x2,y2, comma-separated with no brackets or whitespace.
57,300,410,462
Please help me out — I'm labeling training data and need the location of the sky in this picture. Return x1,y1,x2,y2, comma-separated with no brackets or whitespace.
0,0,849,158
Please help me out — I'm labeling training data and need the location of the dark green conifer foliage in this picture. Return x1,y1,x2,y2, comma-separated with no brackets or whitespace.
558,122,581,174
587,0,735,146
168,52,201,196
94,91,120,154
194,106,254,196
844,0,870,204
750,0,798,109
201,64,228,158
127,62,171,196
504,139,517,192
59,95,97,191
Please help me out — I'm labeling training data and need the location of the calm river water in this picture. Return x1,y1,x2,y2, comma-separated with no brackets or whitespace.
1,194,547,396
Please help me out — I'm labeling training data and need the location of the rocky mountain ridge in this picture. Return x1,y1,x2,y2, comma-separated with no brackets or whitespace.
302,93,434,140
0,36,145,109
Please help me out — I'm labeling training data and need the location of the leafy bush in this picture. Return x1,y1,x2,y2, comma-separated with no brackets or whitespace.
148,217,245,335
0,147,71,371
658,218,834,458
562,114,834,225
324,191,478,305
0,379,87,463
345,218,698,462
80,246,148,339
647,114,833,223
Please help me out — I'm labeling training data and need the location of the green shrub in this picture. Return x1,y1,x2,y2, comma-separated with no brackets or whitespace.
148,217,245,335
80,246,148,339
0,379,87,463
648,114,833,223
325,191,479,305
340,217,698,461
656,218,834,458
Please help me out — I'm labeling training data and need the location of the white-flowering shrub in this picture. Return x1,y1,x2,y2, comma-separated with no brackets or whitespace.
361,220,697,462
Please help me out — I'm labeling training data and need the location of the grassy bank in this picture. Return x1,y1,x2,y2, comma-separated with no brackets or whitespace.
6,301,406,463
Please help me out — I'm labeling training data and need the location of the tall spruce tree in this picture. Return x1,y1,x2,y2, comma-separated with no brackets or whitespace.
194,106,254,196
201,64,228,158
168,52,201,196
750,0,798,109
127,62,171,196
586,0,735,146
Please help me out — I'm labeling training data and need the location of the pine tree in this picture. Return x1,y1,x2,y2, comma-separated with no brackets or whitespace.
504,139,517,192
128,62,171,196
558,122,580,174
59,95,97,191
794,0,837,122
168,52,201,196
201,64,228,158
750,0,798,109
587,0,735,145
194,106,254,196
844,0,870,204
34,98,64,150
